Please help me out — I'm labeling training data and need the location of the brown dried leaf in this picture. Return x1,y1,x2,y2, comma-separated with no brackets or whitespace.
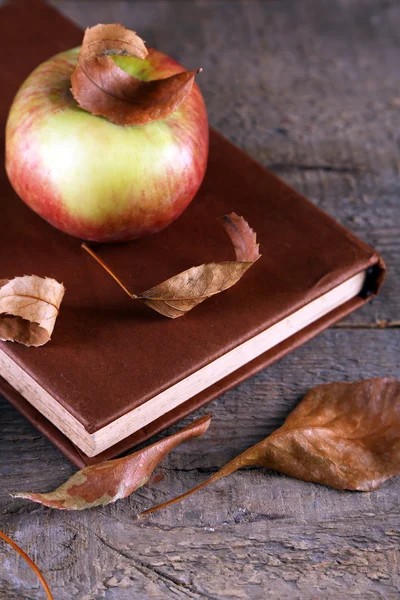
138,213,260,317
71,23,199,126
11,415,211,510
79,24,148,62
140,378,400,516
218,214,260,262
0,276,65,347
82,213,260,318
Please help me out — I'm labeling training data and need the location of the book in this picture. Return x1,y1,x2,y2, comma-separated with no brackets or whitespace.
0,0,385,468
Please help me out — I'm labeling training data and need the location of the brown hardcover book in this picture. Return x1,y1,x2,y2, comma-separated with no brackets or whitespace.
0,0,385,468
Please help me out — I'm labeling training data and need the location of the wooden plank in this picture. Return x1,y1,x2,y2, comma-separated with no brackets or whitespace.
1,0,399,598
1,329,399,598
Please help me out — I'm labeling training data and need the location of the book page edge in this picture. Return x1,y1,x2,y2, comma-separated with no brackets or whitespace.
0,270,366,457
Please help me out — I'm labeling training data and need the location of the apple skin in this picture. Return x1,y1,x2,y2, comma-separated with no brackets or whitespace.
5,48,209,242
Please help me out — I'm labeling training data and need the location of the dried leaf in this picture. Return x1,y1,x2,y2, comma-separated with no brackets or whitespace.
82,213,260,318
78,24,148,62
0,276,65,347
138,214,260,317
218,214,260,262
71,23,200,126
140,378,400,516
11,415,211,510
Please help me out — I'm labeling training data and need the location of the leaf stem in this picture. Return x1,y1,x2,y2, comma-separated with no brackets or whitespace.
81,243,137,299
138,454,244,518
0,531,53,600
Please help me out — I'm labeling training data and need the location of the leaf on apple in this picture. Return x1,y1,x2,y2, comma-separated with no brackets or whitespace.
0,275,65,347
82,212,261,318
11,414,211,510
78,24,148,62
71,23,200,126
140,378,400,517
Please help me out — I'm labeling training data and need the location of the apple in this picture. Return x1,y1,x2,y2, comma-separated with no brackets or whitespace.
5,47,208,242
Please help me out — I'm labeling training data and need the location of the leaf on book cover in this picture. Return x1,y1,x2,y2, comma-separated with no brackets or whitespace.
140,378,400,517
11,415,211,510
0,276,65,347
82,213,260,318
71,23,200,126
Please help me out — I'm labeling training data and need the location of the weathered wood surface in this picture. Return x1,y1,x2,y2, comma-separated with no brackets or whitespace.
1,0,399,598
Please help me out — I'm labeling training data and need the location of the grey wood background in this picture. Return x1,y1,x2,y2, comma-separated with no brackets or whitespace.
1,0,399,598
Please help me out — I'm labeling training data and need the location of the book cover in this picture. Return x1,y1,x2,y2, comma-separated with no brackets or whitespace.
0,0,385,467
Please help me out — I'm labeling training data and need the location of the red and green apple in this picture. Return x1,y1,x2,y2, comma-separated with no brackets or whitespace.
6,43,208,242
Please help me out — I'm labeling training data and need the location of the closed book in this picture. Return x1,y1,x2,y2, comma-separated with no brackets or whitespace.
0,0,385,468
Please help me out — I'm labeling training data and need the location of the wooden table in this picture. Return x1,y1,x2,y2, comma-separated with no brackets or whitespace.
1,1,399,598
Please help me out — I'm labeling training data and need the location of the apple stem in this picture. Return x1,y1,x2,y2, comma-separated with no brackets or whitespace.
81,243,137,299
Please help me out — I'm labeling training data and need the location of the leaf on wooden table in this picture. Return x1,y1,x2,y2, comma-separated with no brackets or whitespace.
0,276,65,347
82,212,261,318
71,23,200,126
11,415,211,510
140,378,400,516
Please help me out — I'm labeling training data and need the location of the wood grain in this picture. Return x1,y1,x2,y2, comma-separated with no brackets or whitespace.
1,1,399,598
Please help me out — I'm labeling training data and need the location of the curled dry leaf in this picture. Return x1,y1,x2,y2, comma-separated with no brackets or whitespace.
78,24,148,62
138,214,260,318
11,415,211,510
0,276,65,347
82,212,260,318
140,378,400,517
71,23,200,126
